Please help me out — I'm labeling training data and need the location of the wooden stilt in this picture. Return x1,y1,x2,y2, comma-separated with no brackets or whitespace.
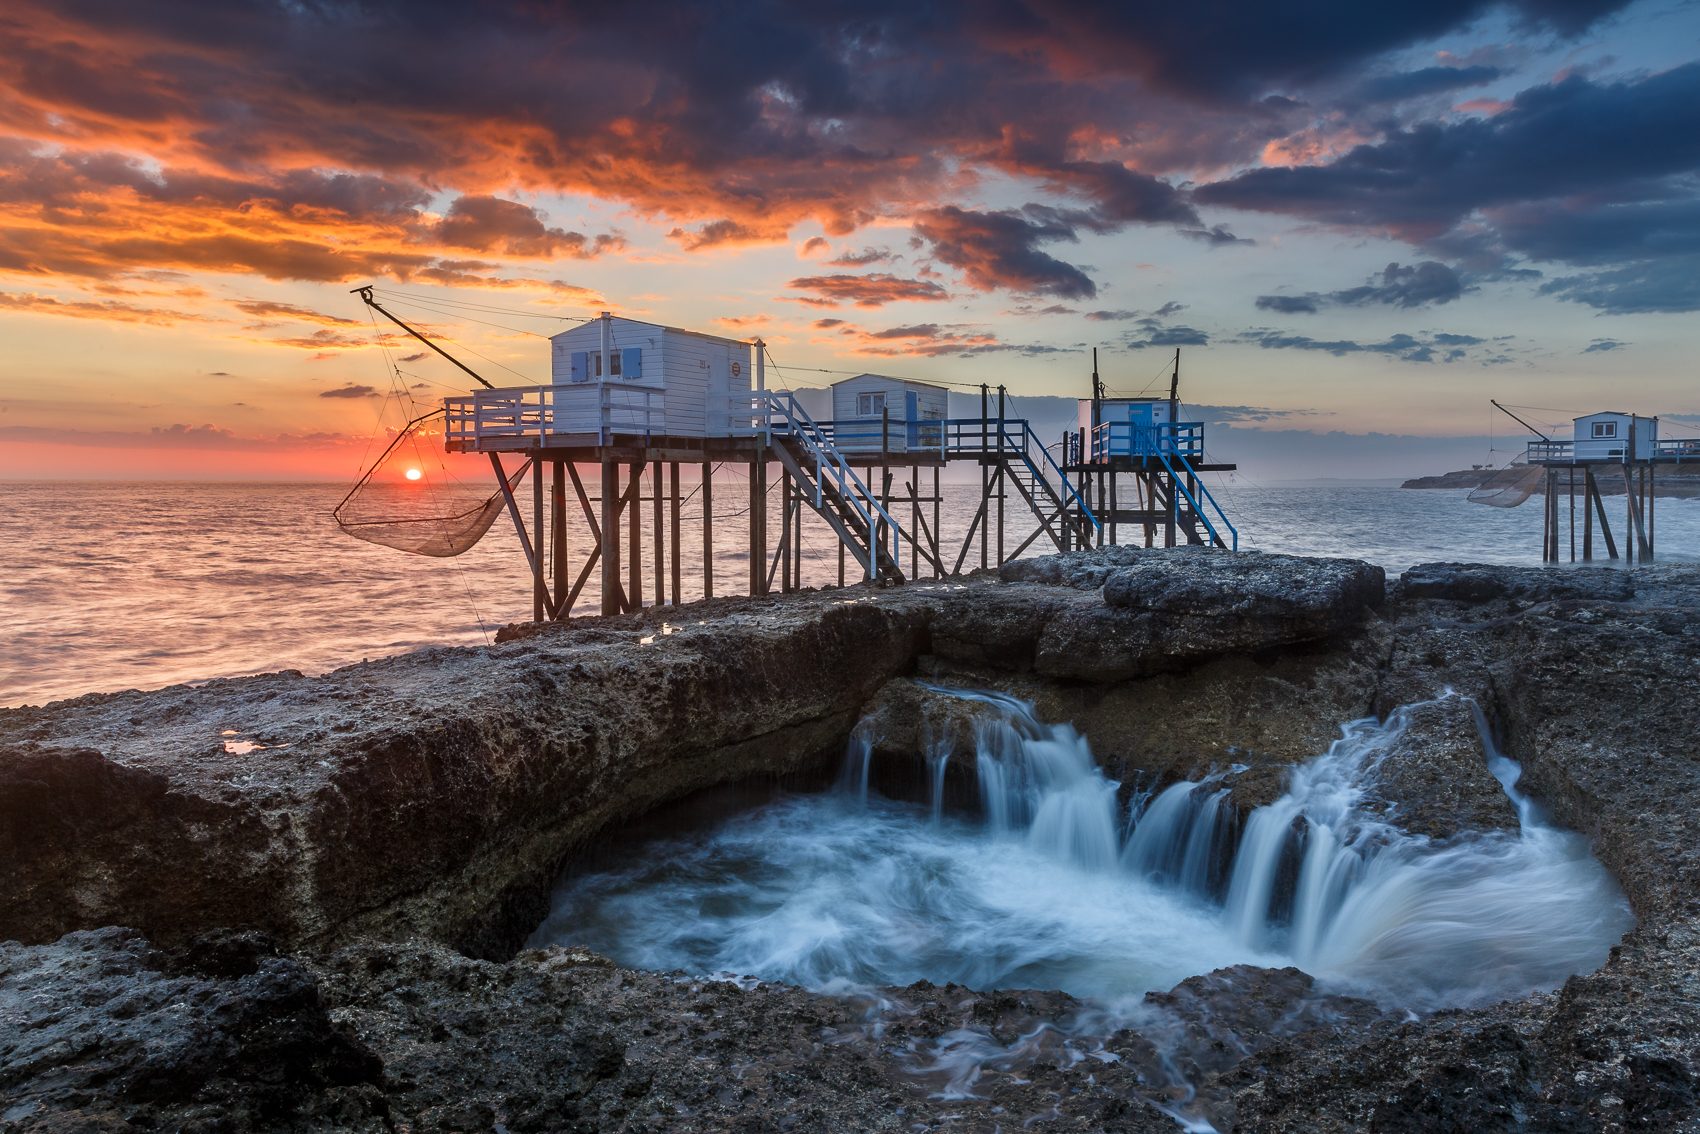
932,466,941,579
750,460,767,596
1648,464,1656,560
701,462,714,600
700,462,714,601
652,459,664,609
1583,467,1595,560
532,458,545,621
552,461,568,617
600,459,620,616
669,463,682,605
628,462,643,612
1567,466,1576,562
910,465,919,581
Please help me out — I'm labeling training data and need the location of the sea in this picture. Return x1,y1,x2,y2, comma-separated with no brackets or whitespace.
5,477,1696,708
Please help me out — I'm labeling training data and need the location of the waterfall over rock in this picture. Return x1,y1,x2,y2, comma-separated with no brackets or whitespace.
532,689,1632,1011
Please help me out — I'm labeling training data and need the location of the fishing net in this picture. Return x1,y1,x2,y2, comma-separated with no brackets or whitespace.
1467,462,1544,508
334,409,525,556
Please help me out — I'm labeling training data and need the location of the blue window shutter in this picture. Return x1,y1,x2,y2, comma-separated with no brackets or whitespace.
570,351,588,383
622,347,642,381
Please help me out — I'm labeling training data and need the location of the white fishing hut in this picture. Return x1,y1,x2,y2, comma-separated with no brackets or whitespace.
828,373,949,454
1568,412,1659,462
533,315,755,440
1078,396,1204,460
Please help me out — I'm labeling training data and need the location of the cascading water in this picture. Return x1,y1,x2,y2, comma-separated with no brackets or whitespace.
530,690,1631,1012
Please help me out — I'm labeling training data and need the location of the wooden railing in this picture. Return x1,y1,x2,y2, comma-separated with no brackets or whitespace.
444,384,664,447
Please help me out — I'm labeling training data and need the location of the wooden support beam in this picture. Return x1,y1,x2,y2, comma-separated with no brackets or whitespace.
1583,467,1595,560
953,493,989,576
669,463,682,605
551,461,569,618
902,478,948,577
566,463,601,544
600,459,620,616
933,466,941,579
1587,468,1619,560
652,459,664,609
701,462,715,599
1624,464,1650,562
750,460,767,597
1567,467,1576,563
532,459,546,620
490,453,540,592
628,461,643,613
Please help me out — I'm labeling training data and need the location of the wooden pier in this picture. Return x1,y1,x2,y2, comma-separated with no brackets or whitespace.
345,300,1239,620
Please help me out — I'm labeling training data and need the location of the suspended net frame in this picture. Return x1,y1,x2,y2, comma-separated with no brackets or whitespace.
333,408,528,556
1467,461,1545,509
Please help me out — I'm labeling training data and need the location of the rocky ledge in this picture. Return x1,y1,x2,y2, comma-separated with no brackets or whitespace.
2,547,1698,1132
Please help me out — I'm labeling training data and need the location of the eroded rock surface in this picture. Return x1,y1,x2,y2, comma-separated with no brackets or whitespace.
3,553,1699,1132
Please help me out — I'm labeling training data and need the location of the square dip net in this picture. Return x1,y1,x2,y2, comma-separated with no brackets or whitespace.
1467,461,1544,508
333,409,526,556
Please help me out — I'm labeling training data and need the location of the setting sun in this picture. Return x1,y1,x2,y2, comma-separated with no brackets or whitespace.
404,468,422,481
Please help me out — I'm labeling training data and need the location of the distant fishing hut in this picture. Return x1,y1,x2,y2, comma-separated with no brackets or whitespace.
1064,353,1238,550
1477,403,1697,563
335,291,1239,620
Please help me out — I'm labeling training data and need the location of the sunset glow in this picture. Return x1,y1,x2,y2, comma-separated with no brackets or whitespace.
1,1,1697,481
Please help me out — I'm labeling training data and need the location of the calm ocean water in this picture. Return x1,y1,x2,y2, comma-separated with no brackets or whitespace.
4,477,1695,707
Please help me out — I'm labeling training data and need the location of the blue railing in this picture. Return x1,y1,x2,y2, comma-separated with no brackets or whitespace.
1150,441,1237,550
996,420,1101,535
1090,420,1206,462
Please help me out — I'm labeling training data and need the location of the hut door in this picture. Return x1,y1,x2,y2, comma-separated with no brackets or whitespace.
1127,402,1154,455
904,389,919,450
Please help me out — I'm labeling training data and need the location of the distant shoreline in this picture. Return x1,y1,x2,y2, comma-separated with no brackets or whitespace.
1403,464,1700,497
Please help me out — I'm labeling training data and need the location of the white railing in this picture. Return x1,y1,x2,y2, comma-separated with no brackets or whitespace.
444,384,664,447
762,391,905,580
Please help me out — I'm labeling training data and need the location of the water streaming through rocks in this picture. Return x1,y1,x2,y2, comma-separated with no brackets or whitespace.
530,690,1633,1126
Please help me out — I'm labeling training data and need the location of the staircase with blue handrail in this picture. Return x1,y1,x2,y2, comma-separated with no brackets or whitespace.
762,391,907,583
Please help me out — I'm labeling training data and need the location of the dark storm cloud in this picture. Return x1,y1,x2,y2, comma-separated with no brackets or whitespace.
1179,225,1254,247
1353,65,1505,104
1126,325,1210,349
1255,262,1465,315
912,206,1098,299
973,0,1626,101
1540,256,1700,314
0,0,1669,307
1197,64,1700,240
1491,197,1700,266
433,196,623,258
1240,329,1487,363
1256,294,1321,314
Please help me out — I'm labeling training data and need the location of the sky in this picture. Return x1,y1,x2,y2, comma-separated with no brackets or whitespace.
2,0,1698,481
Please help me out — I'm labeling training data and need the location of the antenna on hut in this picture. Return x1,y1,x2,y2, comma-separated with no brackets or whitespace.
1169,348,1181,426
352,284,495,390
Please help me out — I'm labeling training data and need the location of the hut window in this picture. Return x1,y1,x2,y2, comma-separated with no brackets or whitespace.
1592,421,1617,438
857,392,886,415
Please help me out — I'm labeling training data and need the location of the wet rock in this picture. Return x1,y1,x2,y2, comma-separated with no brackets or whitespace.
0,595,929,953
1020,548,1384,682
1396,561,1635,604
0,928,384,1132
4,555,1700,1133
1367,697,1520,838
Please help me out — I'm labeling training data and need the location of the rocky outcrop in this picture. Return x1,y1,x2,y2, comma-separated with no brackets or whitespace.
0,597,929,955
4,553,1700,1133
995,547,1385,683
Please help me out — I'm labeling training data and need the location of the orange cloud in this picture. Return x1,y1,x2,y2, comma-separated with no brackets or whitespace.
0,289,209,325
786,273,950,308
